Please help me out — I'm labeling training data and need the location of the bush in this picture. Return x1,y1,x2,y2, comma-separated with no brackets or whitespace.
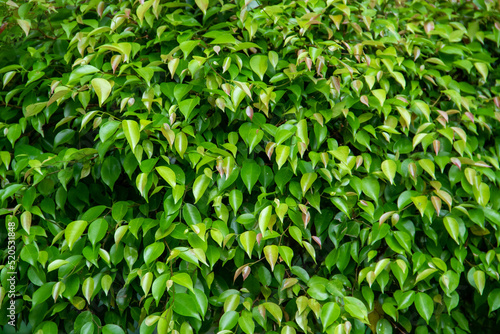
1,0,500,333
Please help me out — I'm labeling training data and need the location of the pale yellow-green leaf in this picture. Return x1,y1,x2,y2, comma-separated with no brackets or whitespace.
91,78,112,107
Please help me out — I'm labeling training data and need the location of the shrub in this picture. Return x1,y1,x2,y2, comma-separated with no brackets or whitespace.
1,0,500,333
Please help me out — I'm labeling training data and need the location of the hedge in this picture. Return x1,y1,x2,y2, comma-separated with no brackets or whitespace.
1,0,500,333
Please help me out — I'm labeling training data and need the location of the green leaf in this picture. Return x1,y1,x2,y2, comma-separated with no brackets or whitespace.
418,159,435,179
321,302,340,330
219,310,239,331
102,324,125,334
183,203,201,226
475,183,490,207
488,289,500,314
263,302,283,325
144,242,165,265
88,218,108,246
192,174,210,203
258,205,272,235
173,293,200,320
264,245,279,271
194,0,208,15
344,296,369,323
179,97,200,119
376,319,393,334
411,196,428,217
275,145,290,169
241,161,261,194
91,78,112,107
20,244,38,266
300,172,317,195
238,310,255,334
54,129,75,148
372,89,386,106
47,259,69,272
101,275,112,296
240,231,256,258
156,166,176,188
443,216,460,245
175,132,188,159
381,160,397,185
415,292,434,324
362,177,380,204
331,197,351,219
65,220,88,250
172,272,194,293
413,100,431,122
473,270,485,295
122,120,140,152
82,277,94,304
474,62,488,81
101,157,121,190
32,282,56,308
229,189,243,213
278,246,293,268
250,55,268,81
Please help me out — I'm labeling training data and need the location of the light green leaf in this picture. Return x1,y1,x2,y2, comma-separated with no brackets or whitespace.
250,55,268,81
192,174,210,203
278,246,293,268
238,310,255,334
276,145,290,169
300,172,317,195
101,275,112,296
372,89,386,106
88,218,108,246
229,189,243,213
102,324,125,334
264,245,279,271
259,205,272,235
415,292,434,324
474,270,485,295
172,272,194,293
263,302,282,325
122,120,140,152
156,166,176,188
48,259,69,272
443,216,460,245
173,293,200,320
65,220,88,250
175,132,188,159
321,302,340,330
413,100,431,122
474,62,488,81
344,296,369,323
179,97,200,120
240,231,256,258
411,196,428,217
195,0,208,15
91,78,112,107
381,160,397,185
20,244,38,266
144,242,165,265
418,159,435,179
82,277,94,304
331,197,351,218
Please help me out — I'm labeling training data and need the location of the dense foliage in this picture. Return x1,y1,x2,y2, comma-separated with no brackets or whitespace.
1,0,500,333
